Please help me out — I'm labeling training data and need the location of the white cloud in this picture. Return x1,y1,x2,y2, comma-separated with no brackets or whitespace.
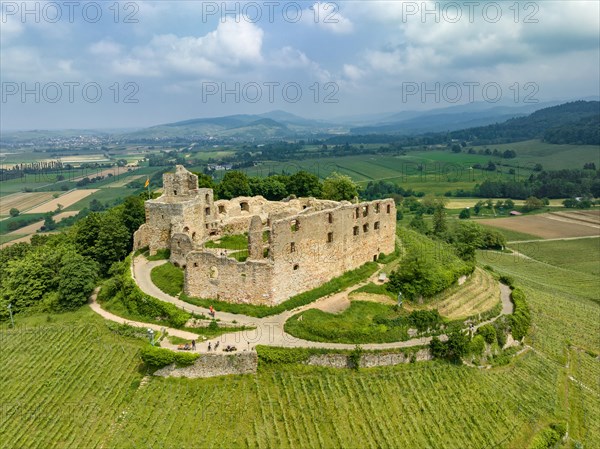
301,2,354,34
89,40,122,57
112,18,264,77
0,47,79,81
342,64,364,81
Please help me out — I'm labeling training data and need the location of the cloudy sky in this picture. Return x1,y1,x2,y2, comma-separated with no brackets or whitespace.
1,1,599,130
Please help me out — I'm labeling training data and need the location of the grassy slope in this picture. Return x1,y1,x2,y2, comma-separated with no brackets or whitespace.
150,263,184,296
479,242,600,446
2,239,598,447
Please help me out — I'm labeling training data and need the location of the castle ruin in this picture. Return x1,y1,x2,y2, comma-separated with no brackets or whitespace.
134,166,396,306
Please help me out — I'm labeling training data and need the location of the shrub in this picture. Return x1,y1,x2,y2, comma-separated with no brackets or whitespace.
509,287,531,340
499,274,515,288
445,330,470,363
349,345,363,370
140,345,199,368
429,336,446,358
477,324,497,344
256,346,311,364
140,345,175,368
469,335,486,356
527,423,566,449
408,310,442,332
99,258,191,329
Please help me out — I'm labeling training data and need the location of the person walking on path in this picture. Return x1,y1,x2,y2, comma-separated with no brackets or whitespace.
191,339,196,350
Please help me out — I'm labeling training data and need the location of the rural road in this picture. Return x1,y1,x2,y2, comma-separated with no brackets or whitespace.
89,255,515,354
507,235,600,244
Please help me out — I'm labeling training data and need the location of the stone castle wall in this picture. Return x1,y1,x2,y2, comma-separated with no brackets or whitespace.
135,166,397,306
184,252,274,304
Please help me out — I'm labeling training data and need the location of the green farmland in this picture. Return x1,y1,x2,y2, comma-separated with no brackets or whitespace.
2,234,599,448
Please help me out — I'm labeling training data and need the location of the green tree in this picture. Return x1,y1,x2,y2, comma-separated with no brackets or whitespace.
119,195,146,237
57,253,99,310
285,171,322,198
459,208,470,219
42,213,56,231
523,196,544,212
9,208,19,217
93,212,131,275
249,176,288,200
432,205,447,236
216,171,252,199
408,214,429,234
194,173,216,190
446,330,469,363
321,172,358,201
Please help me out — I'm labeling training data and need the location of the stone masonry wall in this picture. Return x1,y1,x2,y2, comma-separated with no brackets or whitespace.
268,199,396,304
184,252,274,304
304,349,432,369
136,166,397,306
153,352,258,378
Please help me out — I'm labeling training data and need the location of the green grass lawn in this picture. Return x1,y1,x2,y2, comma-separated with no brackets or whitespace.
150,263,184,296
205,233,248,251
285,301,412,344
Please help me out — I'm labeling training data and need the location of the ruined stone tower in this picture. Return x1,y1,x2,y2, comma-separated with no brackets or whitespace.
133,165,216,258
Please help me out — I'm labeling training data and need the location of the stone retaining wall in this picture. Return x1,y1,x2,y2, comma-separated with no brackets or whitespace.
305,348,432,369
154,351,258,378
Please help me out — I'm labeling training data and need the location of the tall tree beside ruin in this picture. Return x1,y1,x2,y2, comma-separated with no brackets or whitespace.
322,172,358,202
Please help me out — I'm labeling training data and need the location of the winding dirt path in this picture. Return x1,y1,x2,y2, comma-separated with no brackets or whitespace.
88,255,515,354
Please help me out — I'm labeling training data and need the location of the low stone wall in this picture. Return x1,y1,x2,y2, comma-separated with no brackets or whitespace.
305,348,432,369
154,351,258,378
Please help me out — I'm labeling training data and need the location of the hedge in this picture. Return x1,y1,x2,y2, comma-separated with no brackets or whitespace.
140,345,199,368
509,287,531,340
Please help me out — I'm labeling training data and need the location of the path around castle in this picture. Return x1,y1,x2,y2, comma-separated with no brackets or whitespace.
89,255,514,354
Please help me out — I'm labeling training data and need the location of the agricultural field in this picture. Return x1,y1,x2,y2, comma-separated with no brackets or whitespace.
0,309,145,449
0,308,564,449
478,211,600,240
479,243,600,446
469,139,600,171
512,237,600,276
27,190,98,213
0,191,60,215
222,153,526,195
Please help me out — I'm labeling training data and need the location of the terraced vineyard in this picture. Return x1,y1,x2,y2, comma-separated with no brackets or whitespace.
108,354,558,449
408,267,500,320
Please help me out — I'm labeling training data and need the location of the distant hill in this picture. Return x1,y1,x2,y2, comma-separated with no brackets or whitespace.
543,114,600,145
349,103,558,134
122,111,338,140
448,101,600,144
